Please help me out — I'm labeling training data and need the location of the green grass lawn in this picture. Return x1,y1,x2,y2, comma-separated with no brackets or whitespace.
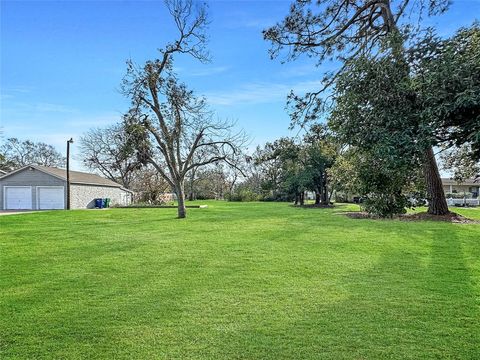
1,202,479,359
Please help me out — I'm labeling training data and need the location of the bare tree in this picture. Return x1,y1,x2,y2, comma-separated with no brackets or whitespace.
122,0,246,218
80,123,143,188
185,153,249,200
441,145,480,183
130,166,172,204
1,137,65,169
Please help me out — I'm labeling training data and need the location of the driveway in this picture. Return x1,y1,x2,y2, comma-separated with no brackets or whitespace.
0,210,38,216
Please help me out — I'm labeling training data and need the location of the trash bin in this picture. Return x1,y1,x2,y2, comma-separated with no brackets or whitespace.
103,198,111,208
95,198,104,208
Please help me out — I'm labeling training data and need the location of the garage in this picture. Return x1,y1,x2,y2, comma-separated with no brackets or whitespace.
4,186,32,210
37,186,64,210
1,165,133,210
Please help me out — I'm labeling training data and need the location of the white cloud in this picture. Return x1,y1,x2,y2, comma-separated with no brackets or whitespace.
1,99,78,117
205,80,321,106
174,65,230,77
2,85,34,94
279,64,320,78
189,66,230,77
64,113,121,128
34,102,77,113
239,18,274,29
219,11,276,30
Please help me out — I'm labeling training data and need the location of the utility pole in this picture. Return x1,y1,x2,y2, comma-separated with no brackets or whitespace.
66,138,74,210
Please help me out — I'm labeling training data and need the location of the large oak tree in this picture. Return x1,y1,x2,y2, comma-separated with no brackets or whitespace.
329,25,480,215
264,0,452,215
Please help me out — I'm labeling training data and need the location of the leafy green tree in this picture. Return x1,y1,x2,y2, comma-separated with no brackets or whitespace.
329,25,480,215
252,138,306,203
303,125,337,204
354,152,417,217
413,25,480,160
253,130,338,205
253,143,284,199
327,149,360,202
264,0,449,125
328,49,421,215
264,0,452,215
279,140,310,205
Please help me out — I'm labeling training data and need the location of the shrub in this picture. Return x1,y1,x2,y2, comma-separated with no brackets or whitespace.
226,189,261,202
361,193,410,218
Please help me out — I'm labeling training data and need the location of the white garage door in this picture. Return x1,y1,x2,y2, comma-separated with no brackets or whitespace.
37,187,65,210
4,186,32,210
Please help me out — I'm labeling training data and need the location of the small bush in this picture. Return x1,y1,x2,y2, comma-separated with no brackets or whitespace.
226,189,261,202
446,192,475,199
361,193,410,218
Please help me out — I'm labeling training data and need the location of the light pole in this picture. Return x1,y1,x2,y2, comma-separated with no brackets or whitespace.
66,138,74,210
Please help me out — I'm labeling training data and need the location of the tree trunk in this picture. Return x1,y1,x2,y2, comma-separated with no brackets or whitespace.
176,182,187,218
188,169,195,201
328,186,334,203
423,146,449,215
300,192,305,206
315,190,321,205
321,174,328,204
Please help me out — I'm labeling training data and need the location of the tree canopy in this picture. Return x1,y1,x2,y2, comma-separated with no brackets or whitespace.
80,123,143,188
0,137,65,170
329,24,480,216
264,0,450,126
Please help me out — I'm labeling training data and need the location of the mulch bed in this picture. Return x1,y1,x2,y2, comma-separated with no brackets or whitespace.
343,211,479,224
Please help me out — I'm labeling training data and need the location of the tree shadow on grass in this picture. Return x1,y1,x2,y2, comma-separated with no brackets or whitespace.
197,226,480,359
89,224,479,359
2,213,479,359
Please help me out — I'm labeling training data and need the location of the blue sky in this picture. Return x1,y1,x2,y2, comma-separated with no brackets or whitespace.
1,0,479,170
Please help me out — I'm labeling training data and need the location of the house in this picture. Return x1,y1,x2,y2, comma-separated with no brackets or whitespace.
0,165,133,210
442,177,479,198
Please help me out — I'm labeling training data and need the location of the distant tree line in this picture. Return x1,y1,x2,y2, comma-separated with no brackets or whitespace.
0,137,65,171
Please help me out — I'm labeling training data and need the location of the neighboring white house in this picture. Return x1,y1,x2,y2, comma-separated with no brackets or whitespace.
0,165,133,210
442,178,480,197
442,177,479,197
442,177,480,206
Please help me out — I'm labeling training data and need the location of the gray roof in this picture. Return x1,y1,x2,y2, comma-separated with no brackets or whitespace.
0,169,7,175
1,164,128,189
442,177,479,186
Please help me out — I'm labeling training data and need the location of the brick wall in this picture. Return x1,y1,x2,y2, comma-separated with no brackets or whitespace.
70,184,132,209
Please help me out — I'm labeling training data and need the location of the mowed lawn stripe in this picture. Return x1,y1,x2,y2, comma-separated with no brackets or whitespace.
1,202,479,359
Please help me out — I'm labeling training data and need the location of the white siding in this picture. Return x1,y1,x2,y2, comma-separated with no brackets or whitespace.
0,168,66,210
